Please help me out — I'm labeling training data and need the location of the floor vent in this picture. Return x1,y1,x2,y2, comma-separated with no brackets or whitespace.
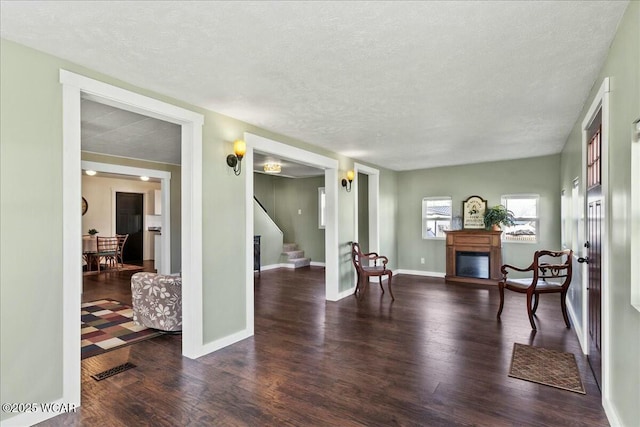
91,362,136,381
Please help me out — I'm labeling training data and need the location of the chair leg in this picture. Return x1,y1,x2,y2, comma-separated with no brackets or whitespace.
378,278,385,294
532,292,540,314
497,283,505,319
560,290,571,328
387,272,394,300
354,272,361,295
526,292,537,330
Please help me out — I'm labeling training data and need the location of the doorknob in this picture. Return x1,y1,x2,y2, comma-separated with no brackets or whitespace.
577,257,589,264
584,241,590,249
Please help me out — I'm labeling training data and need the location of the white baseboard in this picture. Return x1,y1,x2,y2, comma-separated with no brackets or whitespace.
189,328,253,359
396,269,445,278
603,397,623,427
333,287,356,301
566,298,587,354
261,262,323,271
260,263,288,271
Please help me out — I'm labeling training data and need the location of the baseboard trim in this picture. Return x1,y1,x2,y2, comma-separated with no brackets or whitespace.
260,263,287,271
396,269,446,278
334,287,355,301
189,328,253,360
261,262,322,271
602,397,622,427
566,298,587,354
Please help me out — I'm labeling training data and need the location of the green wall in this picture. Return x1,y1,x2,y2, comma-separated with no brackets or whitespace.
0,38,399,422
357,173,369,253
81,152,182,273
560,2,639,425
254,200,284,266
254,173,326,262
253,172,277,215
397,154,562,273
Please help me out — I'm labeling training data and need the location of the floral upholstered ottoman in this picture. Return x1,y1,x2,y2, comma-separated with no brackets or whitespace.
131,272,182,332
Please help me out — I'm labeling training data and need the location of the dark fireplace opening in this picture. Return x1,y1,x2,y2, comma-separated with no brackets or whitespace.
456,251,490,279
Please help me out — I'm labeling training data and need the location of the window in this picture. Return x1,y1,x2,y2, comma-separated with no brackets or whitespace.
318,187,326,229
501,195,539,242
422,197,452,239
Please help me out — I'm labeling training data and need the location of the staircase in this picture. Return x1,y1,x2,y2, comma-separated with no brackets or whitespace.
282,243,311,269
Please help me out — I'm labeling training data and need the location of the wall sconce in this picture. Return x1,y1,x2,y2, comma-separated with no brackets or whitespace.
226,139,246,176
342,170,354,192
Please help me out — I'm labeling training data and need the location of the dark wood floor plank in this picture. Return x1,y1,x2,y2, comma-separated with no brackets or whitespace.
37,266,609,426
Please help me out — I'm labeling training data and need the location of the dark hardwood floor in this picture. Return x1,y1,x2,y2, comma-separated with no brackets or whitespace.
81,261,153,304
40,267,608,426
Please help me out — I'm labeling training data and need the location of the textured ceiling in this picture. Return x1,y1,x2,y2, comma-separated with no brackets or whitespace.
0,1,629,170
82,99,181,165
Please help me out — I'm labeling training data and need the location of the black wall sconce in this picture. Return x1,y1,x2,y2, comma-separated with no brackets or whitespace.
341,170,354,192
226,139,246,176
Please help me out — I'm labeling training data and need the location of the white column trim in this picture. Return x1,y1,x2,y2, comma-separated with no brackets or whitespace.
54,69,204,427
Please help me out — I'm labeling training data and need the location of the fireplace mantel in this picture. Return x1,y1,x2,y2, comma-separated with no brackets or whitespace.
444,230,502,286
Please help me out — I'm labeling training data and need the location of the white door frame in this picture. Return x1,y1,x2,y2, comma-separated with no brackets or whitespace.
244,133,340,313
580,77,611,407
81,160,172,272
59,70,204,421
353,163,380,254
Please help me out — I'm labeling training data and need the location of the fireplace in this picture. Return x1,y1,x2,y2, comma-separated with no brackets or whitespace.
456,251,490,279
445,230,502,285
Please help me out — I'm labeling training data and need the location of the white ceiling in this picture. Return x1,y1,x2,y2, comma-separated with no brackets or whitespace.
0,1,629,171
82,99,181,165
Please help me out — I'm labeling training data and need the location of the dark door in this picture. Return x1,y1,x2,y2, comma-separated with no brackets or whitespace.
586,125,603,389
116,192,144,263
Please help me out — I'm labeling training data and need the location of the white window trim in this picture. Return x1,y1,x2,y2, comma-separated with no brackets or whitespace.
501,194,540,244
422,196,452,240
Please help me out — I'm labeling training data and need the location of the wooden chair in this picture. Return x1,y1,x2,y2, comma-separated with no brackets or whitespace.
96,236,119,272
497,249,573,330
116,234,129,269
351,242,394,300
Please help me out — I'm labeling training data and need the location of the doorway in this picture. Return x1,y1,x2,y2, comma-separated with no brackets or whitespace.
579,77,610,396
116,192,144,263
244,132,340,311
61,70,204,414
585,121,603,389
354,163,381,257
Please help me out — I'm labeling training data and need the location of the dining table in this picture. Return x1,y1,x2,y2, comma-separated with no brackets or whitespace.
82,236,98,271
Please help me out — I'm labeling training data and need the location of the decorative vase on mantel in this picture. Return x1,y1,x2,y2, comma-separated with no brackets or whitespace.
492,224,501,232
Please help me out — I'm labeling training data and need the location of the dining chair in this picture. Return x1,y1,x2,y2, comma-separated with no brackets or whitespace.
116,234,129,269
351,242,394,300
96,236,119,273
497,249,573,330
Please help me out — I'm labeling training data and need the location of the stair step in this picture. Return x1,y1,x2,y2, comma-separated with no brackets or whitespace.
289,257,311,268
283,250,305,259
283,243,298,252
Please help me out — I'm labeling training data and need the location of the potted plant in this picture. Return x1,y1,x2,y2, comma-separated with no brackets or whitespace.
88,228,99,236
483,205,515,231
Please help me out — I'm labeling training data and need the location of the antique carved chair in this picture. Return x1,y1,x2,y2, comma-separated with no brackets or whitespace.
351,242,394,300
497,249,573,330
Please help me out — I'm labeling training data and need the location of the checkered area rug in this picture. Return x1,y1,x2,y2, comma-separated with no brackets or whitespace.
81,299,163,359
508,343,586,394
